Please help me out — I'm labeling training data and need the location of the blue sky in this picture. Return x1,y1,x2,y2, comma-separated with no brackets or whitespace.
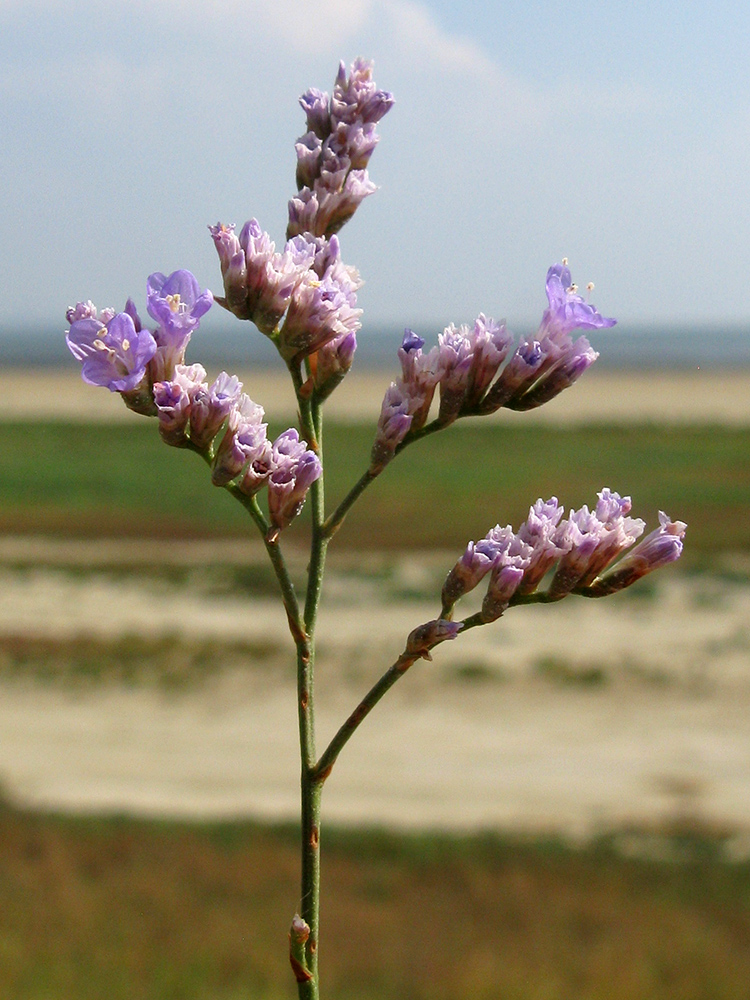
2,0,750,339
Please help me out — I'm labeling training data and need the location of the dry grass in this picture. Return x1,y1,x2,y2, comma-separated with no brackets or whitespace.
1,805,749,1000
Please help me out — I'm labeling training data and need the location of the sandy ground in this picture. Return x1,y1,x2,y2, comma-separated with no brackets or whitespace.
3,367,750,424
2,366,749,836
0,544,749,840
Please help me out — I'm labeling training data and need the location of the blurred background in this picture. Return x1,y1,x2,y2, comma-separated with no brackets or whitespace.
1,2,750,998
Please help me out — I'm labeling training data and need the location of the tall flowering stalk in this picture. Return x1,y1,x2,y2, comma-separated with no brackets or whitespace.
65,59,686,1000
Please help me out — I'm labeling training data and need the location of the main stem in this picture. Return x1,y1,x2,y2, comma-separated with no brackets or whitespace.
295,382,328,999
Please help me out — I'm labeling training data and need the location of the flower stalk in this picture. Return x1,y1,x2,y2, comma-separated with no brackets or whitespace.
62,56,690,1000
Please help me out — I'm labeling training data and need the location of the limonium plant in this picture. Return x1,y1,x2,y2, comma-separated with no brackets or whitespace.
66,58,687,999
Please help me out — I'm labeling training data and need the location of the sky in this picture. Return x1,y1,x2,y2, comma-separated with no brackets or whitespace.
2,0,750,342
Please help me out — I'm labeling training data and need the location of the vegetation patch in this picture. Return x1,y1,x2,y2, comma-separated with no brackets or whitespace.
0,805,749,1000
0,634,284,689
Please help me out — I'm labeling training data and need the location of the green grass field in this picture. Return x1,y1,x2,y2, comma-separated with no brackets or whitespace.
1,420,747,555
2,804,749,1000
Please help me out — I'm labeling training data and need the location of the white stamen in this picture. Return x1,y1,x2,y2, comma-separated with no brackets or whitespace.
586,282,595,293
121,338,130,352
562,257,568,266
93,339,108,351
166,293,184,314
566,284,578,294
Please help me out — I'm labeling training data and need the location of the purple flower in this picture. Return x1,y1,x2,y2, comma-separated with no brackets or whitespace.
146,269,213,382
300,87,331,139
396,315,512,425
147,269,213,337
211,393,268,487
398,330,440,432
66,306,157,393
288,171,378,239
209,219,314,333
405,619,463,661
462,315,514,411
435,324,474,426
370,381,418,474
507,338,599,411
540,263,616,338
267,429,322,531
287,59,393,239
188,371,243,451
313,330,358,400
331,57,395,127
587,513,687,596
516,497,571,594
278,235,362,362
152,363,207,447
441,538,497,611
548,490,645,598
479,263,614,414
209,224,362,365
480,524,532,622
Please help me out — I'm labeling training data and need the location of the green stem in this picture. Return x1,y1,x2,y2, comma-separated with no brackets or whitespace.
188,443,306,637
296,390,328,998
226,487,304,636
321,468,376,539
321,416,447,540
313,650,417,783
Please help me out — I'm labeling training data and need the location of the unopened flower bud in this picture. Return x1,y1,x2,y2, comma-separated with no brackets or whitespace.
441,538,497,611
370,381,416,474
312,330,357,400
586,513,686,596
405,619,463,661
267,429,322,531
290,914,310,945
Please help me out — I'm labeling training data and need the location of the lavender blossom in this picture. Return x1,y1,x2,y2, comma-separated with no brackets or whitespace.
288,58,394,238
507,337,599,411
480,525,532,621
462,315,514,411
433,315,513,423
152,363,207,447
539,263,616,338
288,172,378,239
210,224,362,366
398,330,440,432
548,490,645,598
146,270,213,382
435,324,474,426
441,537,498,611
299,87,331,139
211,394,268,487
278,235,362,363
330,57,395,127
209,220,313,333
188,371,243,451
267,429,322,531
516,497,571,594
480,263,614,414
405,619,463,661
66,306,157,394
587,513,687,596
370,381,417,474
313,330,357,400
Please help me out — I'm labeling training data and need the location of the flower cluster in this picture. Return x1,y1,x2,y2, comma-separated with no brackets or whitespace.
66,268,321,533
441,490,686,622
288,58,394,239
66,270,213,413
209,223,362,377
370,263,614,472
153,365,321,532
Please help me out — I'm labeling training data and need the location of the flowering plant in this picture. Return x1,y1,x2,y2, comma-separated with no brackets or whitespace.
66,58,686,999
